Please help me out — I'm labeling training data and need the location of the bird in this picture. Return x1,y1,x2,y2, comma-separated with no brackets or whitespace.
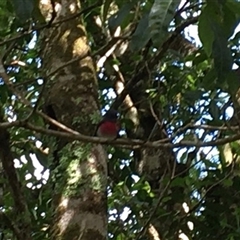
96,109,120,139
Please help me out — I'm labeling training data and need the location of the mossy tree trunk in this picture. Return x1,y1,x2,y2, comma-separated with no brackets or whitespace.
39,1,107,239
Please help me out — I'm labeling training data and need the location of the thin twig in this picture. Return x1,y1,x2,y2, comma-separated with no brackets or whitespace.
0,57,82,134
0,35,129,134
0,57,238,151
0,118,239,149
1,40,17,62
47,0,57,27
178,1,204,14
187,162,234,215
113,16,199,110
148,101,166,141
0,112,32,239
136,172,173,239
0,211,21,239
0,2,101,47
176,0,189,16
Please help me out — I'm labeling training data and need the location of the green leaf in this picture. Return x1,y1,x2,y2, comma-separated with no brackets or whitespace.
221,3,239,39
199,2,234,82
108,3,134,31
149,0,181,47
116,233,126,240
209,100,220,120
130,13,151,52
226,0,240,18
34,149,49,168
222,178,233,187
192,49,208,66
136,189,149,202
227,70,240,94
198,6,214,57
25,154,35,175
184,90,204,103
202,69,217,90
171,177,186,187
101,0,112,24
211,26,233,83
230,141,240,155
11,0,33,22
202,158,219,168
32,0,45,24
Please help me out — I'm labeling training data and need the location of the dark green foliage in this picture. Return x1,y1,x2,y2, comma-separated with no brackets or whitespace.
0,0,240,239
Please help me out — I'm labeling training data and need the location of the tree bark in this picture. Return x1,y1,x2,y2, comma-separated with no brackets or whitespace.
39,1,107,239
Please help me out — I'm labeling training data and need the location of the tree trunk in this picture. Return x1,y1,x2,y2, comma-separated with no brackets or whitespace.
39,1,107,239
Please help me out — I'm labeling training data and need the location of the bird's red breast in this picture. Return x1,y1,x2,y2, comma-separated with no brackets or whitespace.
97,121,120,139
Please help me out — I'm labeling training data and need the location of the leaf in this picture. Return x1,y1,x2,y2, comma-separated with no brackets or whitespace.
116,233,126,240
11,0,33,22
230,141,240,155
227,70,240,94
198,6,214,57
192,49,208,66
119,166,130,179
199,2,233,82
136,189,149,202
0,85,10,104
129,13,151,52
209,100,220,120
171,177,186,187
149,0,181,47
34,149,49,168
226,0,240,18
125,176,133,189
108,3,134,31
25,153,35,175
101,0,112,23
221,3,239,39
211,26,233,83
202,158,219,168
202,69,217,90
32,0,45,24
222,178,233,187
184,90,204,103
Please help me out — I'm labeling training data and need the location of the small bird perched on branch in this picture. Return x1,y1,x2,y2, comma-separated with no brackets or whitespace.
96,109,120,139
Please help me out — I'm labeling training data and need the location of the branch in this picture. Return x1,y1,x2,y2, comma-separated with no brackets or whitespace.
113,16,199,110
0,56,88,135
0,35,129,132
0,118,31,239
178,1,204,14
0,211,22,239
47,0,57,26
0,2,101,47
187,163,234,215
0,119,240,149
170,123,237,142
136,167,173,239
0,58,238,149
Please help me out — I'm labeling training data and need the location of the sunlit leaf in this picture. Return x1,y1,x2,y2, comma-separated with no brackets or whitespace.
108,3,134,31
149,0,181,47
101,0,112,23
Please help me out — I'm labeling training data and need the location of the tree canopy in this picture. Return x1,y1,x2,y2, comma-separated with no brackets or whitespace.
0,0,240,239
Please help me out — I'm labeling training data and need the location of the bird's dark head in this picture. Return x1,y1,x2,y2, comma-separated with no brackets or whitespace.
103,109,119,121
